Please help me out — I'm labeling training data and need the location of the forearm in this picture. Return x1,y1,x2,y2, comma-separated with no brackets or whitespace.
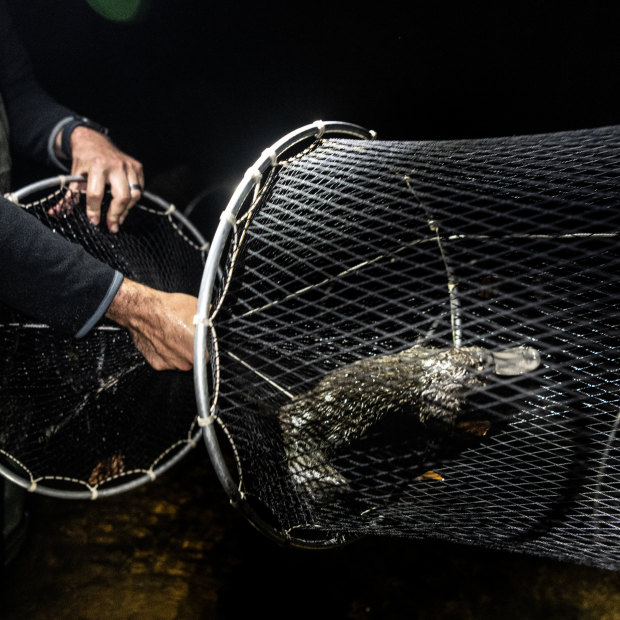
105,279,161,333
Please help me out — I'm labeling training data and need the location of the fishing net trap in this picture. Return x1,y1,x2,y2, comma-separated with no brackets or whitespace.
1,121,619,572
194,121,620,571
0,176,207,498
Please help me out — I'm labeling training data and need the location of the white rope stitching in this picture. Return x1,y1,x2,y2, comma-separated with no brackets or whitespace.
313,120,326,139
220,210,237,226
245,165,263,183
208,323,222,416
193,315,212,327
215,415,245,490
262,146,278,167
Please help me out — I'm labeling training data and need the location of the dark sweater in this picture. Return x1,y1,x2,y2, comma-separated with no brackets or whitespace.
0,0,123,337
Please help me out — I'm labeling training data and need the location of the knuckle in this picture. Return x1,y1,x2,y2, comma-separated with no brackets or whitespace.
88,187,104,200
151,358,167,371
111,194,131,210
90,156,106,170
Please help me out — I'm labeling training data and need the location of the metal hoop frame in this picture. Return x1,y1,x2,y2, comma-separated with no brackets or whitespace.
193,121,376,546
1,174,207,500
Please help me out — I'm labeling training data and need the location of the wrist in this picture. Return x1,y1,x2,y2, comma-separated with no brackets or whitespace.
58,116,109,161
105,279,153,330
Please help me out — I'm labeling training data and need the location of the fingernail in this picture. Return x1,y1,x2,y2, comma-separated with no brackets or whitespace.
110,222,119,233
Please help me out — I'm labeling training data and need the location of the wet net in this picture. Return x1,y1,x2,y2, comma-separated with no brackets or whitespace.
0,177,206,498
198,123,620,571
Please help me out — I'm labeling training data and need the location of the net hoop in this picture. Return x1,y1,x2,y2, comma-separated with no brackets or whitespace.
194,121,375,546
5,174,207,251
0,175,207,500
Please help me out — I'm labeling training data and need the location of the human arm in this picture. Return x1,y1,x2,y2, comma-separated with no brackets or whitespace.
0,0,74,162
0,0,144,232
0,197,197,370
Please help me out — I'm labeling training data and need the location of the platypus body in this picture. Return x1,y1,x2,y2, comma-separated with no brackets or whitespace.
279,345,541,498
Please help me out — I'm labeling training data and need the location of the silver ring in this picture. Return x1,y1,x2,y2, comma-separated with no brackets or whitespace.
130,183,143,192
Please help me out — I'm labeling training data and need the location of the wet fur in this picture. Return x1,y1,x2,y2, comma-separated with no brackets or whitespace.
279,346,497,498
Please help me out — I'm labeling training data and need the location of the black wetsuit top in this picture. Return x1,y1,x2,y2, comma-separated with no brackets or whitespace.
0,0,122,337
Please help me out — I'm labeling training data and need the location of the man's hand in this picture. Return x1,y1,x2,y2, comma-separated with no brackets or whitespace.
105,278,197,371
55,126,145,233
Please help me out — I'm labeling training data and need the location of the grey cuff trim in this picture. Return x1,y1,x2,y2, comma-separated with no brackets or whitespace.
47,116,73,172
74,271,124,339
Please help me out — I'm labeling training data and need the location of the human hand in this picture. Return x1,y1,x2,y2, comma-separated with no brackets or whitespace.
105,278,197,371
60,126,144,233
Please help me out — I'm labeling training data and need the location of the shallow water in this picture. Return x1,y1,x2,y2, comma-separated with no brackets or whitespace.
1,446,619,620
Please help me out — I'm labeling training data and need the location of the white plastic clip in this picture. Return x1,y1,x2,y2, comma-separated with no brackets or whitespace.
261,146,278,167
90,487,99,500
193,314,212,327
164,203,176,216
197,415,215,427
313,120,326,139
244,165,263,183
219,210,236,226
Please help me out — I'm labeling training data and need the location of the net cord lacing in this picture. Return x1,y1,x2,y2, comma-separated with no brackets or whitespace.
193,122,376,537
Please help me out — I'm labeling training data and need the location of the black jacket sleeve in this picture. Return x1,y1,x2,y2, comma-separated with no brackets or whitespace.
0,0,75,165
0,196,123,337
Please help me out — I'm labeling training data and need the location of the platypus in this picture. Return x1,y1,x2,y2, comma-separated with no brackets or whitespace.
279,345,541,498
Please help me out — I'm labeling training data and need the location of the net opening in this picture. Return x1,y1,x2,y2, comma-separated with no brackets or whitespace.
195,122,620,569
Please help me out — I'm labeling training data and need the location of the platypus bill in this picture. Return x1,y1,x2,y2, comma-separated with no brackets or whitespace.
279,345,541,499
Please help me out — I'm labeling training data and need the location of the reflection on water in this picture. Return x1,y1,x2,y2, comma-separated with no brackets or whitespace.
1,448,619,620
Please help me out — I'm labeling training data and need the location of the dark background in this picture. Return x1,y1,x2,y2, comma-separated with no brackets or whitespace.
7,1,620,235
3,2,620,617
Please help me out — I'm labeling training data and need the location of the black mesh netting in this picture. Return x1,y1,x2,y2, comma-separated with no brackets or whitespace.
0,185,205,497
206,125,620,569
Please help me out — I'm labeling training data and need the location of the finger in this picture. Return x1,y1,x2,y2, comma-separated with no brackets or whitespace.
106,169,132,234
136,162,145,191
64,180,84,214
48,181,84,216
131,334,169,371
123,179,142,226
146,351,170,372
85,167,106,226
69,178,86,194
120,162,145,226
